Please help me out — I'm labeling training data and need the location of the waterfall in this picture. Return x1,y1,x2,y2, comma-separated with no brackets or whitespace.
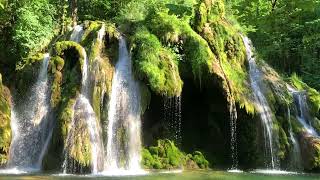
8,54,52,170
229,98,238,170
104,36,142,173
242,36,278,169
287,106,302,171
62,25,104,174
289,89,318,136
70,25,84,43
163,96,182,146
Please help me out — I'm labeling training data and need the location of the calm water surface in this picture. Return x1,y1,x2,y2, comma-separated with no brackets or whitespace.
0,170,319,180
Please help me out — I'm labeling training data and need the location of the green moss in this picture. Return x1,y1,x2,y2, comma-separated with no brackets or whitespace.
0,79,11,166
278,124,289,160
299,135,320,171
142,139,184,169
81,21,102,48
201,20,255,114
142,139,209,169
87,24,115,120
289,73,320,115
145,12,221,87
144,11,255,114
194,3,208,32
105,22,120,40
54,41,85,68
50,56,65,108
193,0,225,32
190,151,209,169
131,27,183,97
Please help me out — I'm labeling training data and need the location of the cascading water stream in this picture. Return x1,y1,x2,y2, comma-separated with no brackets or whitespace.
8,54,52,170
163,96,182,147
289,89,319,137
104,36,143,174
62,25,104,174
286,106,302,171
229,98,239,171
242,36,278,169
70,25,84,43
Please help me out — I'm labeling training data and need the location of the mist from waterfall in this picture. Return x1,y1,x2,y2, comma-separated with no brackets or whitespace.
229,98,239,170
8,54,52,171
103,36,143,174
242,36,279,169
163,96,182,147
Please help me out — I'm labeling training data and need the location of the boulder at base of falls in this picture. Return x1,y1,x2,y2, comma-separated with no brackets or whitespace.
299,132,320,171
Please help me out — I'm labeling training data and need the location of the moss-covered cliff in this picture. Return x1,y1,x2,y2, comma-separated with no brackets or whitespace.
0,74,11,166
0,0,319,174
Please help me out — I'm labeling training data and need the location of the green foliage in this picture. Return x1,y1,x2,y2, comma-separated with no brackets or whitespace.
142,139,209,169
131,27,183,97
231,0,320,91
12,0,57,58
78,0,110,21
189,151,209,169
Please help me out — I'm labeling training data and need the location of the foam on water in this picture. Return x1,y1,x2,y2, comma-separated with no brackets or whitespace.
251,169,298,175
227,169,243,173
160,169,184,174
0,167,39,174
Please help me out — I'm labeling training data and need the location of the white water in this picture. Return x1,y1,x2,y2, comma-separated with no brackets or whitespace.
8,54,51,170
289,88,319,136
251,169,298,175
287,106,302,171
70,25,84,43
242,36,278,169
104,36,143,174
62,25,104,174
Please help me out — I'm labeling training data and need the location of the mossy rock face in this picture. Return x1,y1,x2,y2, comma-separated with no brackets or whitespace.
144,12,224,93
81,21,103,49
142,139,209,170
131,27,183,97
194,0,225,32
0,76,11,166
289,74,320,131
88,29,114,122
54,41,86,70
299,133,320,171
144,9,255,114
188,151,209,169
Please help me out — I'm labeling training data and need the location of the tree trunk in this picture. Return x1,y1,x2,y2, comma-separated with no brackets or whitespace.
70,0,77,26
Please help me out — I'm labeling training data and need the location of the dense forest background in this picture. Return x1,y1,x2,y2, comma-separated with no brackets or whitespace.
0,0,319,89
